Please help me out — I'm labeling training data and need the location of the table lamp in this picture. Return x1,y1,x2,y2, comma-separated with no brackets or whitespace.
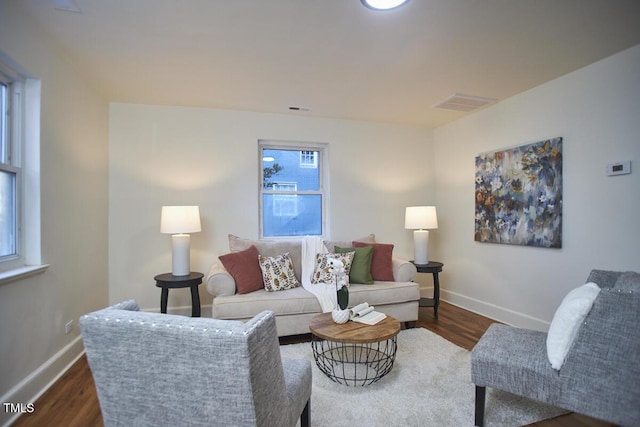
405,206,438,265
161,206,202,276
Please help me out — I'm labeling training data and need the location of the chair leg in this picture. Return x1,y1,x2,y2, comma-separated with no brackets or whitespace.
301,399,310,427
475,385,486,427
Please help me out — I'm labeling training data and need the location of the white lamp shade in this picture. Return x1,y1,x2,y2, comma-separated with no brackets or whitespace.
161,206,202,234
405,206,438,230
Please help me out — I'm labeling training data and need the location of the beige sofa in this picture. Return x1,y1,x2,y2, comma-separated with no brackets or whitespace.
204,235,420,336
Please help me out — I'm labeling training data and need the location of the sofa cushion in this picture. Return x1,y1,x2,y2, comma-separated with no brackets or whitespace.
229,234,302,280
311,252,355,285
258,253,300,292
472,324,563,404
335,245,374,284
546,282,601,370
218,245,263,294
211,281,420,321
212,286,322,320
324,234,375,253
353,241,394,281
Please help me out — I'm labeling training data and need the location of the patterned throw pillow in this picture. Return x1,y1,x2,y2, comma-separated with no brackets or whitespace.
311,252,355,284
258,253,300,292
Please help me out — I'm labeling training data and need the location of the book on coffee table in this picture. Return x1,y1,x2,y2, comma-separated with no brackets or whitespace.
350,303,387,325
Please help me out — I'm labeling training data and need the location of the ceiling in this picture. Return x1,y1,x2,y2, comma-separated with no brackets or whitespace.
18,0,640,128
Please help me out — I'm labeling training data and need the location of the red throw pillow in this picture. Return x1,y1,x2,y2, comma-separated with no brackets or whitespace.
218,245,263,294
352,241,394,281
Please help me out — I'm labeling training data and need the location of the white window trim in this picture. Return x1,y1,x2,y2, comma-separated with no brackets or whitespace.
0,52,47,283
258,140,329,239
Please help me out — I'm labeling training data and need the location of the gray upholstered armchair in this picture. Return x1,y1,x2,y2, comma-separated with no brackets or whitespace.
471,270,640,427
80,301,311,427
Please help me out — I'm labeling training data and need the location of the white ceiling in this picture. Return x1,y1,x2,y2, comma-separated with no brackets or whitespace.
18,0,640,127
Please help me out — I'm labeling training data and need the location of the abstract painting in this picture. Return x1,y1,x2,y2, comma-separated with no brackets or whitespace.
475,137,563,248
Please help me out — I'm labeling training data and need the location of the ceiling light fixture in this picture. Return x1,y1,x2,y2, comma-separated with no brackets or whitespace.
361,0,409,11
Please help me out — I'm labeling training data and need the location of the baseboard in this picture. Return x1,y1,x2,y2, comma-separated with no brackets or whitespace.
0,335,84,427
441,289,550,332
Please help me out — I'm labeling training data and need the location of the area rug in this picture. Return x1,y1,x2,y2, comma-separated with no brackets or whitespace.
281,328,567,427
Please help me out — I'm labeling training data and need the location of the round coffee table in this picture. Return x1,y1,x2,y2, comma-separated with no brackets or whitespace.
309,312,400,386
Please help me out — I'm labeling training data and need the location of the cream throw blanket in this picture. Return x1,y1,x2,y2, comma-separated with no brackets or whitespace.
301,236,337,312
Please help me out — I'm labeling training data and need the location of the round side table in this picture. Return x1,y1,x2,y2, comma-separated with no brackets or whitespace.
154,272,204,317
411,261,444,319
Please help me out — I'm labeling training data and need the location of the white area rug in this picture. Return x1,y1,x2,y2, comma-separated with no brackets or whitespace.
282,328,567,427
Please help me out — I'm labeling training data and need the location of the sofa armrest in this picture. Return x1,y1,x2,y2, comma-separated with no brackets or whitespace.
393,258,417,282
204,262,236,297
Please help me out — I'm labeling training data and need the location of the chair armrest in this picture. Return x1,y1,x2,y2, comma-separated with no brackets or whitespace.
393,258,417,282
204,262,236,297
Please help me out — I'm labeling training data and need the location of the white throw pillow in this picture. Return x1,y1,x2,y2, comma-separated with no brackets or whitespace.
546,282,601,370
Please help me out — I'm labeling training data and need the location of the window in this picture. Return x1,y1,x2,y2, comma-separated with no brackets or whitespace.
299,150,318,168
260,141,327,238
0,51,44,280
0,74,19,261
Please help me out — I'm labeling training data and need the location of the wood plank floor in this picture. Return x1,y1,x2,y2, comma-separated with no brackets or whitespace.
12,302,614,427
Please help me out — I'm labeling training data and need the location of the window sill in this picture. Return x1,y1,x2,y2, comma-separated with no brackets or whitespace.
0,264,50,286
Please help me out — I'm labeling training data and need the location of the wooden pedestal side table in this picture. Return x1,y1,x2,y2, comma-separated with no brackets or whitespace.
309,313,400,386
411,261,444,319
154,272,204,317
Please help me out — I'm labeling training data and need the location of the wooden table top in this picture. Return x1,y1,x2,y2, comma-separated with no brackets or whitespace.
309,312,400,344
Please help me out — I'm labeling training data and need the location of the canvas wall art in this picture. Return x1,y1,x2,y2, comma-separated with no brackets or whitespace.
475,137,563,248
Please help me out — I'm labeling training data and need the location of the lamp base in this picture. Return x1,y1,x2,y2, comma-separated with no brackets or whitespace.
171,234,191,276
413,230,430,265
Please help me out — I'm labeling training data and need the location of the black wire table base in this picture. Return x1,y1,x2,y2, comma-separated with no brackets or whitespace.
311,335,398,386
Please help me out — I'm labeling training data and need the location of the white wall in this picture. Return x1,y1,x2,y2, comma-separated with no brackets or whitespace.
0,2,109,422
4,2,636,416
433,45,640,330
109,105,435,312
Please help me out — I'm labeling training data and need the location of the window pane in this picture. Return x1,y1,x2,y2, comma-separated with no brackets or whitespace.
1,83,7,164
263,149,320,191
0,169,17,257
262,194,322,237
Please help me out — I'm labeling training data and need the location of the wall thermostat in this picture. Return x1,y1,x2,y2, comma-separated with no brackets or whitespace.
606,160,631,176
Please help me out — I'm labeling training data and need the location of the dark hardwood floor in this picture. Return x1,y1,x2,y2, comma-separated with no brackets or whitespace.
12,302,614,427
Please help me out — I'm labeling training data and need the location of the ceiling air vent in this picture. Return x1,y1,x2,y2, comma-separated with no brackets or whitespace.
433,93,497,112
52,0,82,13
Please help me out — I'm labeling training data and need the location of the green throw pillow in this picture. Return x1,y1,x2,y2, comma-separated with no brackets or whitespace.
335,245,374,284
